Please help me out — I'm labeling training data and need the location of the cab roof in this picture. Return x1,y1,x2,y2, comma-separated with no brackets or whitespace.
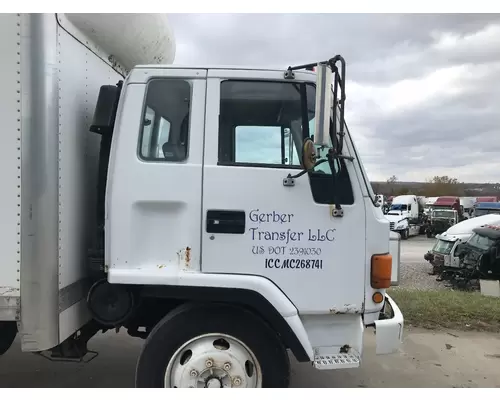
446,213,500,235
473,224,500,240
133,64,317,76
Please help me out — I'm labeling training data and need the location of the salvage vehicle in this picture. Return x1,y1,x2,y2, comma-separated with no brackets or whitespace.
424,214,500,275
0,13,403,388
425,209,459,238
443,224,500,289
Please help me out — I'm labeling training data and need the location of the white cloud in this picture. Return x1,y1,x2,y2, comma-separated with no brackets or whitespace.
168,13,500,183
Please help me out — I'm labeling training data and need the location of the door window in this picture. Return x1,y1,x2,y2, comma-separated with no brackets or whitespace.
138,79,191,162
217,79,354,205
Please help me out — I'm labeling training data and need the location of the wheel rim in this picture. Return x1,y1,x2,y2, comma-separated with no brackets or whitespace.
164,333,262,388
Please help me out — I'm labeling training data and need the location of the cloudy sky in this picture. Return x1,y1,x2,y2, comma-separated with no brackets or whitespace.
168,13,500,183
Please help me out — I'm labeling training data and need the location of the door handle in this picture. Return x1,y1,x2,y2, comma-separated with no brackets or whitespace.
206,210,245,234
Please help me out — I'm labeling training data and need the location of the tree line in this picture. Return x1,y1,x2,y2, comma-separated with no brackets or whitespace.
372,175,500,197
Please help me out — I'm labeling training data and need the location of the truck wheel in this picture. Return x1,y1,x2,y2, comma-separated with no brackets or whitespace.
135,303,290,388
401,229,409,240
426,231,433,238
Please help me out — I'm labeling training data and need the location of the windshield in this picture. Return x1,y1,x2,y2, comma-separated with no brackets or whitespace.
390,204,407,211
467,233,494,251
432,210,454,218
432,239,455,255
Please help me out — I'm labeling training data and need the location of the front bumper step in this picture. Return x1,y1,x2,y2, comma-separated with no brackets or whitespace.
313,350,360,370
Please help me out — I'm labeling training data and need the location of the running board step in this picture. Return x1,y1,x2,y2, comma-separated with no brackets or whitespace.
313,348,360,370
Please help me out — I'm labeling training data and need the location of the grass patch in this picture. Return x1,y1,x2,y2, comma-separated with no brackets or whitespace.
388,288,500,332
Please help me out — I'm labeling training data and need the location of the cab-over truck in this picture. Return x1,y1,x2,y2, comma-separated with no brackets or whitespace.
0,13,403,388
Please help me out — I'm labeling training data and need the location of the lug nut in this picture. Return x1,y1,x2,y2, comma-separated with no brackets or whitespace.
223,362,231,371
190,369,198,377
205,359,213,368
233,376,242,386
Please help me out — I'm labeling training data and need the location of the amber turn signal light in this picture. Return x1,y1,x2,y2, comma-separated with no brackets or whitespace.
371,253,392,289
372,291,384,304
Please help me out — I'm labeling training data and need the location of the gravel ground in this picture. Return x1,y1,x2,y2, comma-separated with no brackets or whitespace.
399,262,447,290
398,236,447,291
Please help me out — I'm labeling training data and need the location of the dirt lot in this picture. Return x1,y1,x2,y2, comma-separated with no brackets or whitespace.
1,326,499,388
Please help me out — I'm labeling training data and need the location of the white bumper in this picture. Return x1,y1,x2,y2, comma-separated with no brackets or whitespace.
374,294,404,355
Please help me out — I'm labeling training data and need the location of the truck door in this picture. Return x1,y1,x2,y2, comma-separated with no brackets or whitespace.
200,70,367,314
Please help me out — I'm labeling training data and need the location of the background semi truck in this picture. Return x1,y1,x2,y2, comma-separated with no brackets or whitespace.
473,202,500,217
385,194,426,239
0,13,403,388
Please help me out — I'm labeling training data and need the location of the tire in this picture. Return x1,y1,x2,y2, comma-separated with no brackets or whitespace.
426,231,433,238
401,229,409,240
135,303,290,388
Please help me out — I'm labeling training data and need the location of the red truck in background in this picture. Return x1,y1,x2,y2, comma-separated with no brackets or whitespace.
433,196,461,210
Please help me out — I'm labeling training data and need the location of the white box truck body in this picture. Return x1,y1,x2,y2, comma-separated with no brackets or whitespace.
0,13,403,388
0,11,174,351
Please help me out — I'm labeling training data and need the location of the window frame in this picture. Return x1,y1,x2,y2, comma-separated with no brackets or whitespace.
217,79,316,170
137,78,192,163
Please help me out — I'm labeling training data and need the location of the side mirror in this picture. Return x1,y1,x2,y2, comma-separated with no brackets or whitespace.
301,138,317,170
89,81,123,136
314,63,333,147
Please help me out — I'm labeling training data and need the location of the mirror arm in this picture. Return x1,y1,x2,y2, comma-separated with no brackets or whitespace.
328,56,346,156
286,159,329,180
333,154,355,162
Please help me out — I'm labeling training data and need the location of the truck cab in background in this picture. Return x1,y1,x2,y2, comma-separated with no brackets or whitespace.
473,202,500,217
385,195,425,239
425,208,459,238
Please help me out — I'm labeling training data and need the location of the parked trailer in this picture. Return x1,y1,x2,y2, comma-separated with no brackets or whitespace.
460,197,476,217
424,196,437,216
0,13,403,388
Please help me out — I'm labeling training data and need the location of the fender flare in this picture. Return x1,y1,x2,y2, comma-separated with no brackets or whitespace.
109,268,313,362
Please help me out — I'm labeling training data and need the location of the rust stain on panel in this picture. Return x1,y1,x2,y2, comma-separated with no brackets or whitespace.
329,304,362,314
185,246,191,268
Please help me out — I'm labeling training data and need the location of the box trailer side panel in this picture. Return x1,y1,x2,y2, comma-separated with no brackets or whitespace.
0,14,22,321
19,13,60,351
56,16,123,344
17,13,125,352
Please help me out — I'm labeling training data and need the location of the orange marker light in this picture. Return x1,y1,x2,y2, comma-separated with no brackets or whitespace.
372,292,384,304
371,253,392,289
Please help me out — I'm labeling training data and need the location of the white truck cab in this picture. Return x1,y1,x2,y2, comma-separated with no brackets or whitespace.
0,13,403,388
385,194,422,239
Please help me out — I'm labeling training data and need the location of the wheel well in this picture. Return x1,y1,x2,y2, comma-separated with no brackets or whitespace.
135,285,309,363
